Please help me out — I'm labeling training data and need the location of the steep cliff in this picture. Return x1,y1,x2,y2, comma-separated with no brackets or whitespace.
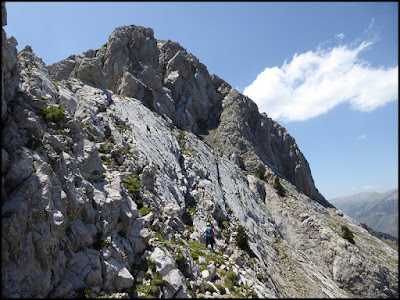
2,3,398,298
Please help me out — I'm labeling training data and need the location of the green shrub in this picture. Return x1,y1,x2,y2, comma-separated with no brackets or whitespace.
274,176,286,197
43,107,65,123
121,174,140,194
215,284,226,295
121,174,143,208
225,270,238,285
236,225,250,251
341,225,355,244
222,269,239,291
139,206,150,216
255,164,265,180
224,278,235,291
147,259,156,273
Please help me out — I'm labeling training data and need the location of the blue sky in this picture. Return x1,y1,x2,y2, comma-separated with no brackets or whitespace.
5,2,398,199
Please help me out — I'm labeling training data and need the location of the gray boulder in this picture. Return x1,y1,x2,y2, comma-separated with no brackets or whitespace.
163,268,189,298
150,247,177,276
102,257,134,291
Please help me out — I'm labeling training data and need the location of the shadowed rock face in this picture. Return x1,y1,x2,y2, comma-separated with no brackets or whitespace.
2,3,398,298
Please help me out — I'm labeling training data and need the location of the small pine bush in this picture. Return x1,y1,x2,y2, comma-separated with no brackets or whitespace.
43,107,65,123
236,225,249,251
341,225,355,244
274,176,286,197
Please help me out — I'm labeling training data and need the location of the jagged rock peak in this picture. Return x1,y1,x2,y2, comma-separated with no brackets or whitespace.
47,24,326,203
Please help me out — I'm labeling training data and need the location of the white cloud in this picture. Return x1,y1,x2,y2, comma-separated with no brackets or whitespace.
357,134,367,141
369,18,375,30
336,33,344,40
363,185,379,191
243,39,398,122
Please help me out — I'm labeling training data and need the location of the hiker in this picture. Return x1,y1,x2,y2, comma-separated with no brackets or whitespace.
200,222,215,252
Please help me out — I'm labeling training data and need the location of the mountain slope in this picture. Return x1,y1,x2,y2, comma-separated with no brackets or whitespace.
47,25,329,207
2,4,398,298
330,189,399,238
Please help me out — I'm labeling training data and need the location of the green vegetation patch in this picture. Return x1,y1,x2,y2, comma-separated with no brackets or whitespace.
241,284,259,298
341,225,355,244
187,240,225,266
117,124,132,131
236,225,249,250
255,164,265,180
205,283,218,293
138,206,151,216
43,107,65,123
215,283,226,295
121,173,142,208
135,284,159,298
235,225,256,257
121,174,140,194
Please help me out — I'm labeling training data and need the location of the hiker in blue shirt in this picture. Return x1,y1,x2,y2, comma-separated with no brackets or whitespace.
200,222,215,252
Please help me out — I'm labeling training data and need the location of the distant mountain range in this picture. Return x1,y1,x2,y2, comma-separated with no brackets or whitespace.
329,189,398,238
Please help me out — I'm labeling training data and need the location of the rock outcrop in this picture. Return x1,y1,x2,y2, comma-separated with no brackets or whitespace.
2,3,398,298
47,24,326,205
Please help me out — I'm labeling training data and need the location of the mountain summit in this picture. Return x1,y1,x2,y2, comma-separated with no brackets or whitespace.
2,3,398,298
47,24,328,207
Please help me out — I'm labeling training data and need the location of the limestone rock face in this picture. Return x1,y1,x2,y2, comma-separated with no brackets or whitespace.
47,24,323,203
2,3,398,298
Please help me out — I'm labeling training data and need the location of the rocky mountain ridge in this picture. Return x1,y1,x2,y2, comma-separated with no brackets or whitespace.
46,24,328,206
2,3,398,298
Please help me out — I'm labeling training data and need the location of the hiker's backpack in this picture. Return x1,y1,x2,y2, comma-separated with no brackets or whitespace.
205,226,213,238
